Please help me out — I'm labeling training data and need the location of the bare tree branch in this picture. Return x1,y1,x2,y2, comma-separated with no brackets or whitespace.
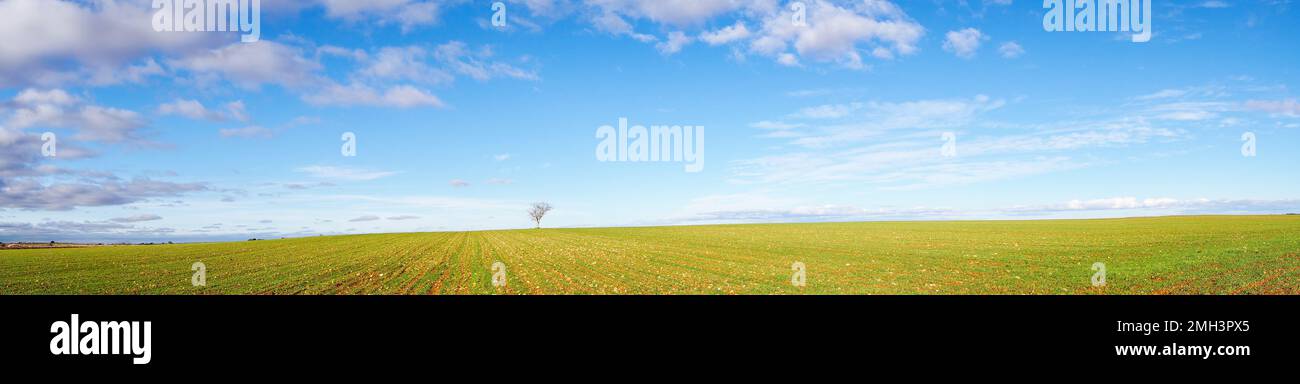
528,202,553,229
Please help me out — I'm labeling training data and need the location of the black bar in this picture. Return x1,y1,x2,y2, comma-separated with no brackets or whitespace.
0,295,1292,373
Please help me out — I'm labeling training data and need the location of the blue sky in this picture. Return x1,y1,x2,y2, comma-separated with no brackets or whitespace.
1,0,1298,242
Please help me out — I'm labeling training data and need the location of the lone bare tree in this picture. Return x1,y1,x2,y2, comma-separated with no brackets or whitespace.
528,202,553,229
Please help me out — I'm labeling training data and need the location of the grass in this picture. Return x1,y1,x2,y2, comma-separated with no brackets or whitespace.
1,216,1298,295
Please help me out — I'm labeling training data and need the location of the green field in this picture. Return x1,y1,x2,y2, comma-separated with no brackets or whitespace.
2,216,1298,295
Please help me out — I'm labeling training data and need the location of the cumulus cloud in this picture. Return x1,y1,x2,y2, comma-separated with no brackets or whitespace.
4,89,148,143
748,0,924,69
943,28,985,59
0,0,222,87
578,0,923,69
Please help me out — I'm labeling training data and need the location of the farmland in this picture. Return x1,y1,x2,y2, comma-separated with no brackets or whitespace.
1,216,1298,295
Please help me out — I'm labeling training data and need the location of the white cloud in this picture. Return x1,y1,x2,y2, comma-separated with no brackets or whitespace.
111,214,163,223
433,41,539,81
317,0,447,31
670,194,1300,224
750,120,805,130
656,31,693,54
732,94,1197,190
297,166,399,181
1245,99,1300,117
158,99,227,121
792,102,865,119
1014,197,1300,215
776,53,800,67
784,95,1006,148
0,0,221,87
699,22,751,45
1195,1,1231,8
998,41,1024,58
943,28,985,59
0,177,206,211
226,101,250,122
219,126,274,139
579,0,923,69
301,42,535,108
5,89,147,143
749,0,925,69
169,41,323,90
585,0,746,26
449,179,471,187
357,46,454,84
303,82,445,108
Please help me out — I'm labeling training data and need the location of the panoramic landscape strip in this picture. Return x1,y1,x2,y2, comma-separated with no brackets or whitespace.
3,216,1297,295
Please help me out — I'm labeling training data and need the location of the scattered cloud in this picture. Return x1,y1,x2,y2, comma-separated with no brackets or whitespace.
110,214,163,223
998,41,1024,58
699,22,750,45
157,99,249,122
943,28,985,59
748,0,924,69
297,166,399,181
656,31,693,54
0,177,207,211
672,194,1300,224
0,0,219,87
219,126,274,139
303,82,445,108
1244,99,1300,117
316,0,448,32
169,40,323,90
4,88,149,143
348,215,381,222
